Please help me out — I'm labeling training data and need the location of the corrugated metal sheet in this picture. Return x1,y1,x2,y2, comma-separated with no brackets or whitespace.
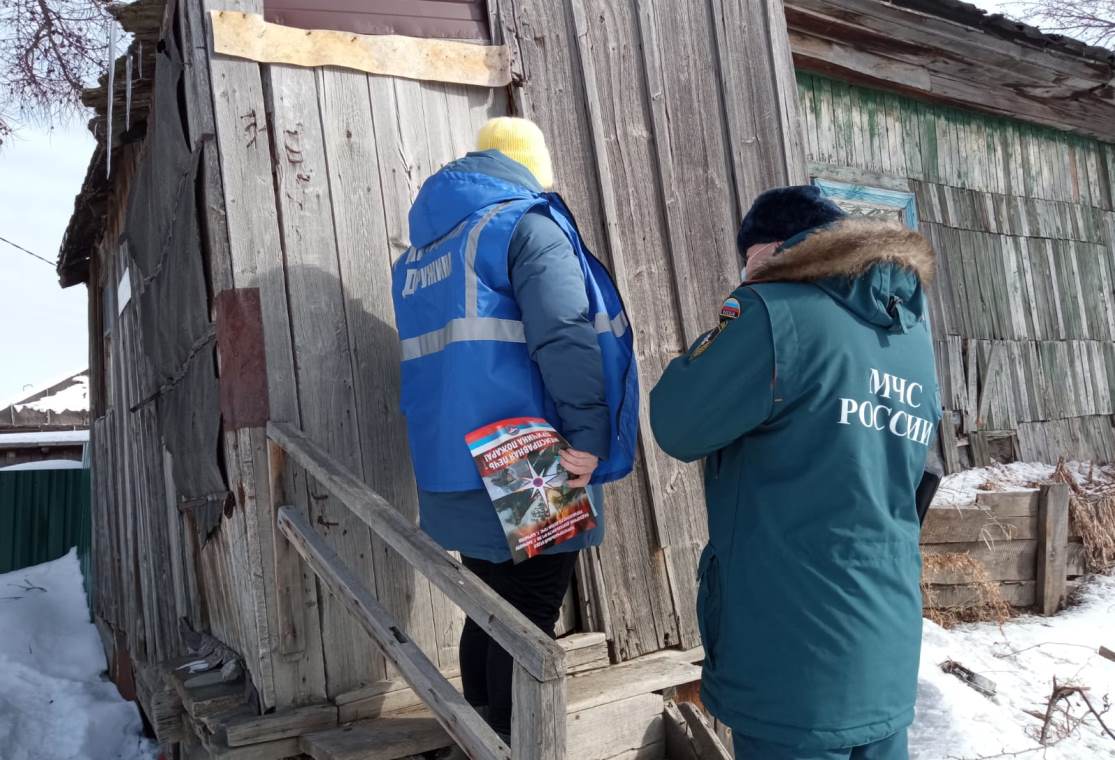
264,0,489,41
0,470,92,587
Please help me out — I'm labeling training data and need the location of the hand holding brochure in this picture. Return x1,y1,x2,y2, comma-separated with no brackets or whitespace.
465,417,597,564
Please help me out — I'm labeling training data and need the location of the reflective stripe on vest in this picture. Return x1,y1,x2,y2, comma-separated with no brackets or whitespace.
465,201,516,317
400,311,630,362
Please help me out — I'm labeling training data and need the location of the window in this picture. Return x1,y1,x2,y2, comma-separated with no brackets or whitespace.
812,178,919,230
263,0,490,41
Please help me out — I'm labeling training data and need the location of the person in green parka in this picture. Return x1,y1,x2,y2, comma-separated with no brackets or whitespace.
650,186,940,760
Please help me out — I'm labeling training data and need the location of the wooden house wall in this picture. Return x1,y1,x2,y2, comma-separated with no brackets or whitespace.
797,71,1115,467
88,139,194,676
192,0,803,707
495,0,804,661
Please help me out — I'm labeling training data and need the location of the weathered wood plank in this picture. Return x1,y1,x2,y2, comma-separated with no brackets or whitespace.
566,656,701,713
203,0,327,708
359,72,455,677
512,662,565,760
1036,483,1069,615
922,540,1037,583
223,704,339,747
921,504,1038,544
264,60,386,697
567,694,663,760
677,701,732,760
499,0,683,661
925,580,1036,609
277,507,509,760
301,708,453,760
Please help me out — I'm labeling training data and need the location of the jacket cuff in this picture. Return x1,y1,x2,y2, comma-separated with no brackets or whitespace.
565,427,612,461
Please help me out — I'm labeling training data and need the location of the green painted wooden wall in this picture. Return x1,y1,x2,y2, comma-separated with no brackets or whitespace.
797,71,1115,467
0,469,92,591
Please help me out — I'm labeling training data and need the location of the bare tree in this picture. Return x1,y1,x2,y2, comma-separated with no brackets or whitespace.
0,0,114,146
1008,0,1115,49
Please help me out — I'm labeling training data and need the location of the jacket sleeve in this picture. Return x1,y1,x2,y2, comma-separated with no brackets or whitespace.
509,210,611,459
650,289,775,462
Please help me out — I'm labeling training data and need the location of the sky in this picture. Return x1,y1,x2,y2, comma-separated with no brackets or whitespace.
0,122,95,403
0,0,1054,406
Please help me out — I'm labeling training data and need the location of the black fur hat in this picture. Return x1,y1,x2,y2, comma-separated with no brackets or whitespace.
736,185,846,260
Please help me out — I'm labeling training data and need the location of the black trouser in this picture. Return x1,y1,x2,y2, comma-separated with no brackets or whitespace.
459,552,578,736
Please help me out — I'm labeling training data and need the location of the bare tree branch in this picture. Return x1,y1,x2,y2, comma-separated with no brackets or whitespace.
1003,0,1115,49
0,0,115,146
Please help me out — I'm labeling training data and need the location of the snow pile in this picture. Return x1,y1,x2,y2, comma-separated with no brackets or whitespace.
912,574,1115,759
17,374,89,414
0,550,156,760
933,461,1114,507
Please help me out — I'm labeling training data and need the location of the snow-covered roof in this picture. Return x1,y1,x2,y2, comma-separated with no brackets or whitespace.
0,430,89,449
0,459,84,471
0,369,90,414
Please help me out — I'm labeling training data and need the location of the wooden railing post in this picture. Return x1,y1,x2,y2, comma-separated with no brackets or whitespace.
1036,482,1069,616
512,662,566,760
267,437,307,656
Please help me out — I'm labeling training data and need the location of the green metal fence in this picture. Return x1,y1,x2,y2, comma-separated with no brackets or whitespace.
0,469,92,587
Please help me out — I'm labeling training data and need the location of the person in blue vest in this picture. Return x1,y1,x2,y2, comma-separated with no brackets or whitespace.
391,117,637,745
650,187,940,760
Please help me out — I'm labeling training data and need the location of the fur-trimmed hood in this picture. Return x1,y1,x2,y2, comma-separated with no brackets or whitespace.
750,218,937,333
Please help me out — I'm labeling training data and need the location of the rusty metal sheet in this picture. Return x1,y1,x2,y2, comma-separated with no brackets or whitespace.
216,288,270,430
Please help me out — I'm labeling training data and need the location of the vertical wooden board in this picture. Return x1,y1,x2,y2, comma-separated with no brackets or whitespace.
816,76,838,168
495,0,610,257
830,79,853,170
360,73,465,676
216,429,275,708
597,472,682,657
368,72,468,674
264,62,387,697
767,0,808,183
643,0,741,346
205,0,330,705
798,75,819,164
899,97,923,181
499,0,688,658
569,0,706,647
1036,483,1069,616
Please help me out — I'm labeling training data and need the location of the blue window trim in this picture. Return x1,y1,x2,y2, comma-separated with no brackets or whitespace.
811,177,919,231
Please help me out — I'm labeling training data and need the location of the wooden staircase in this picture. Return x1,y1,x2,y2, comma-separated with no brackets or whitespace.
301,654,702,760
167,424,731,759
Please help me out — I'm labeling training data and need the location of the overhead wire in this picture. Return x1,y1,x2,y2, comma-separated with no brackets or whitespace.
0,235,55,267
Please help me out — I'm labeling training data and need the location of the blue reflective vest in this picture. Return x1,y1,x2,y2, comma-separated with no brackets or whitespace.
391,185,638,492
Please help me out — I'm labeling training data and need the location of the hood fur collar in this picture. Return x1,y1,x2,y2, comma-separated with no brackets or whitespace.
750,217,936,284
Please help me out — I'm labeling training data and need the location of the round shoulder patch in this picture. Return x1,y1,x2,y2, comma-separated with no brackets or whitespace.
719,296,742,322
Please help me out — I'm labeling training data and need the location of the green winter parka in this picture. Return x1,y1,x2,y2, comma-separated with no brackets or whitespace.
650,218,941,751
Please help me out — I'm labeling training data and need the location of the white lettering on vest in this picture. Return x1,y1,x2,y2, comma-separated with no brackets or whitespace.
401,254,453,297
868,368,923,408
837,369,934,448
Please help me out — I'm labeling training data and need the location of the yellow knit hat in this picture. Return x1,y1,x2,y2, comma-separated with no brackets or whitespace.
476,117,554,189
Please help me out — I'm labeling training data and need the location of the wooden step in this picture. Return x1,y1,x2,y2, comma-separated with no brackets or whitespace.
302,654,700,760
301,707,449,760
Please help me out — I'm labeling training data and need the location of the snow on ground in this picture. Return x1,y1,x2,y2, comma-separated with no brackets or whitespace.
0,550,156,760
933,461,1114,507
911,574,1115,759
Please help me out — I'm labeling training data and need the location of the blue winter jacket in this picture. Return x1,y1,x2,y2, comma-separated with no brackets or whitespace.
406,151,613,562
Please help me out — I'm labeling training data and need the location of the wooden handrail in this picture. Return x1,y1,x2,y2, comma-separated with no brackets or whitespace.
265,422,566,681
267,421,567,759
277,507,510,760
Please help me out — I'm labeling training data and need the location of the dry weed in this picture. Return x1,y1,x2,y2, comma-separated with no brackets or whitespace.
1052,459,1115,573
922,552,1013,628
